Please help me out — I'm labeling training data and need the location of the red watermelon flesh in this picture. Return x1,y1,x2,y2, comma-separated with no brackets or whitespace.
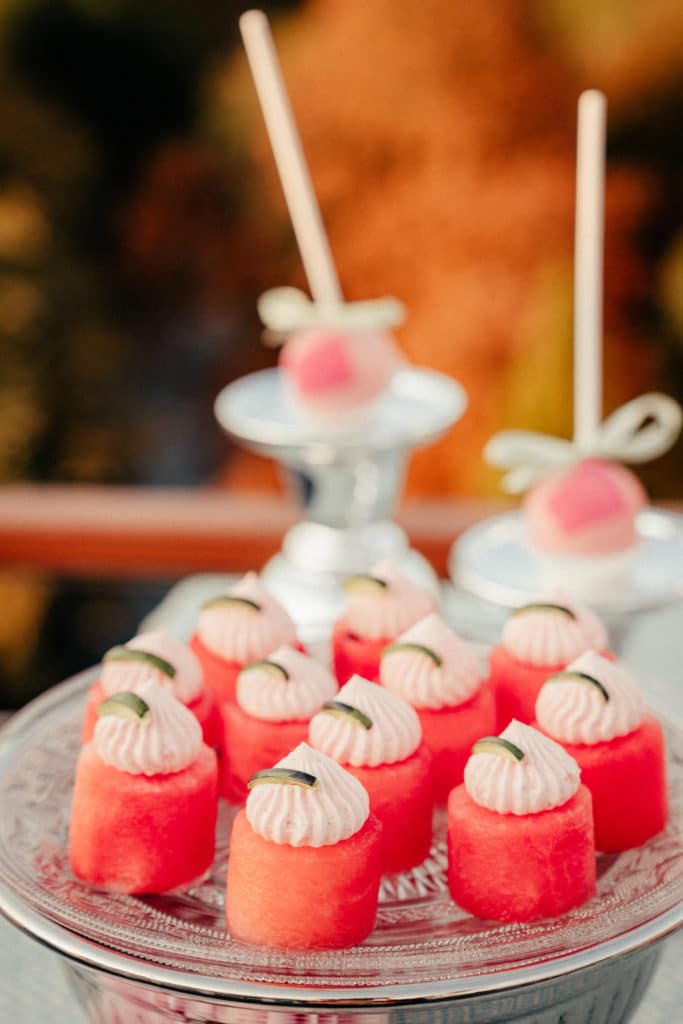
332,619,389,685
190,632,306,705
344,747,434,873
81,680,221,750
447,784,596,922
417,685,497,804
489,645,614,730
539,715,668,852
221,702,309,803
190,633,243,705
69,744,218,894
226,810,383,949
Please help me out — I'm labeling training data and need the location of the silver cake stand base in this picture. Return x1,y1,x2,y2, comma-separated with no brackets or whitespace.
262,519,440,631
215,367,467,628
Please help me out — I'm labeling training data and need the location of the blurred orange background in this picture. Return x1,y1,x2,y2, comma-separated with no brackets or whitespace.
1,0,682,702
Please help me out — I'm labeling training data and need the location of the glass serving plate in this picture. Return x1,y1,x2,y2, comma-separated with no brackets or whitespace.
0,669,681,1009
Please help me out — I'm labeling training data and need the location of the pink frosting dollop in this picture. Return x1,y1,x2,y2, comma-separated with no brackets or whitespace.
198,572,298,663
464,720,580,815
100,628,203,704
93,679,203,777
309,674,421,767
535,650,646,745
502,595,608,667
379,613,482,710
237,646,337,722
343,560,437,640
245,743,369,847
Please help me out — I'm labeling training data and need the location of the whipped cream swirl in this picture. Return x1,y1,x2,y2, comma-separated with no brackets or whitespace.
343,560,437,640
93,679,203,776
198,572,297,662
100,628,203,704
237,645,337,722
379,613,482,710
502,595,608,667
536,650,646,745
246,743,369,847
309,674,421,766
464,720,580,815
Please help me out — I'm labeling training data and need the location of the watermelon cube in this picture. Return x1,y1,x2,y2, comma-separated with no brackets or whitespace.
448,783,596,921
332,619,388,685
70,743,218,894
226,809,383,949
190,632,243,705
417,684,497,804
220,701,310,804
343,747,434,873
544,715,668,852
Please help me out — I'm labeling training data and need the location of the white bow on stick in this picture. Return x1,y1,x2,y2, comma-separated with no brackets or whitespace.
485,393,683,494
257,287,405,334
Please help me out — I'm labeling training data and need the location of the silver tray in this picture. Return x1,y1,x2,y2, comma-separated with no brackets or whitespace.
0,668,681,1013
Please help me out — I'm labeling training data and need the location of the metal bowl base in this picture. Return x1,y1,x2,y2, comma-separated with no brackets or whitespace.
64,942,662,1023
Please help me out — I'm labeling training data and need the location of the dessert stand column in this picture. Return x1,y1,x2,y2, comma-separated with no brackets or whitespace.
215,365,465,632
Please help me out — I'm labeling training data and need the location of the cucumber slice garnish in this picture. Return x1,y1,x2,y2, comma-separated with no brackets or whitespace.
97,691,151,722
103,646,176,679
381,642,442,666
201,596,261,613
546,670,610,702
248,768,319,789
242,659,289,681
321,700,373,730
472,736,525,761
510,602,576,620
342,574,388,595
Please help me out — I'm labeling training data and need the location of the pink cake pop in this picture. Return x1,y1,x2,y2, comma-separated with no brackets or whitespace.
259,287,405,423
524,457,647,558
487,394,681,569
279,327,401,420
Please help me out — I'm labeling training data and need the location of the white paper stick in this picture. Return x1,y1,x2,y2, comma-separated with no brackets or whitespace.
239,9,343,306
573,89,607,447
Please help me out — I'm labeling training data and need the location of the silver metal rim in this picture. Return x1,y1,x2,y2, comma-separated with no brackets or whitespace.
1,886,679,1007
0,673,681,1008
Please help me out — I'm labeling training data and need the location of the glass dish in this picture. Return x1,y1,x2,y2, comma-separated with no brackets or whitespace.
0,668,681,1011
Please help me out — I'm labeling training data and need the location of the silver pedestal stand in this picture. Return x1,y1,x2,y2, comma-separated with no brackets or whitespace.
215,366,467,631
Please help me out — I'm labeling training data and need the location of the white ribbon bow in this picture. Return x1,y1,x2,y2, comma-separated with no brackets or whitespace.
485,393,683,494
257,287,405,334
